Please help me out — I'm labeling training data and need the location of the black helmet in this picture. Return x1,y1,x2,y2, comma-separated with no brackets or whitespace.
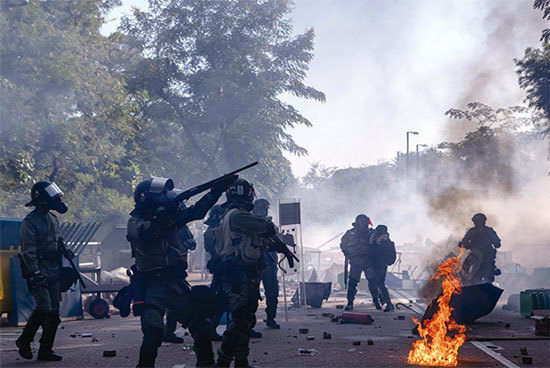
252,198,270,217
353,214,372,228
133,177,174,204
26,181,68,213
224,179,255,208
471,213,487,225
204,204,225,226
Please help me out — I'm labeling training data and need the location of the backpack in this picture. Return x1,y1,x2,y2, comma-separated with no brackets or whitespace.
340,229,361,257
220,208,263,264
384,240,397,266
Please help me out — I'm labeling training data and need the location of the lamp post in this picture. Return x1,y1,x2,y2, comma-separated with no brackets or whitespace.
416,144,428,191
406,131,419,178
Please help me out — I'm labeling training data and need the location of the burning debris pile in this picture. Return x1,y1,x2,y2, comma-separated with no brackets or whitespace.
408,251,466,366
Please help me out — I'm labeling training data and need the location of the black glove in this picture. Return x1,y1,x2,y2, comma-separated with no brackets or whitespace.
63,247,75,260
261,222,276,238
152,206,172,228
28,271,48,290
212,174,238,194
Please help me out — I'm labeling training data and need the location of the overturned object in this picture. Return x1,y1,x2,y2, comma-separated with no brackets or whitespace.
291,282,332,308
420,283,503,324
341,312,373,325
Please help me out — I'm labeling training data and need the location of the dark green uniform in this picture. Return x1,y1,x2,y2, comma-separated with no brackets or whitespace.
17,207,62,357
340,227,374,307
216,208,272,367
127,191,220,367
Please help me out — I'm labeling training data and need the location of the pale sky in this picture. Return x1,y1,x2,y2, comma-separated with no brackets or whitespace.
102,0,546,177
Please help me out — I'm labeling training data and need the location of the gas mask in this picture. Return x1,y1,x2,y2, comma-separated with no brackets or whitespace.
44,183,68,214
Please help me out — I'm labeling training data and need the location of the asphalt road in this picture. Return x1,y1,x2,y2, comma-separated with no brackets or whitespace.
1,289,548,367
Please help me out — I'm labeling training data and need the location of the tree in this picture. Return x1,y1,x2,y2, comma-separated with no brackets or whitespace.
515,0,550,144
120,0,325,198
0,0,139,221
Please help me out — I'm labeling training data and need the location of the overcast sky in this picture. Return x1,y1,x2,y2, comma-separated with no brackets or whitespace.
102,0,546,177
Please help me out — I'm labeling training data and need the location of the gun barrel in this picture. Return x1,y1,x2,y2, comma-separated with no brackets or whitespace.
175,161,258,202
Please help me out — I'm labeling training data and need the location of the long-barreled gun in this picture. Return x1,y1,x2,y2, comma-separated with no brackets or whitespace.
173,161,258,203
266,236,300,269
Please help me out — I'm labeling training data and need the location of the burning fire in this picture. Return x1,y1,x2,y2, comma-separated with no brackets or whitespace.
408,251,466,366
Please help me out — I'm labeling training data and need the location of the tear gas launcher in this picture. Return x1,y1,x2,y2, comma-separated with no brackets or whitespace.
173,161,258,202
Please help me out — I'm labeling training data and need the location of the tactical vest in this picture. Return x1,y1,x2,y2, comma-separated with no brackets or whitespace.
219,208,263,264
127,216,187,272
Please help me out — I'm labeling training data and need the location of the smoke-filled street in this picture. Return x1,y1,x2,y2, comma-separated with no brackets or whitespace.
2,288,549,367
1,0,550,367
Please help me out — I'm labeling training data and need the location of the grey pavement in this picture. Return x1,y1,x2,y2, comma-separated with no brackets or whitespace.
1,289,548,367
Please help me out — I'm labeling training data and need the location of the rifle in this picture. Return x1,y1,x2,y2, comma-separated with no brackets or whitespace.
344,256,349,289
266,235,300,269
58,237,87,289
173,162,258,203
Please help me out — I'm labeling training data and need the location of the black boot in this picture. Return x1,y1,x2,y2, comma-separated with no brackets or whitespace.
38,311,61,361
384,303,395,312
249,329,262,338
344,302,353,311
37,350,62,361
15,338,33,360
16,311,45,360
373,299,382,310
215,348,232,367
346,278,358,310
265,319,280,329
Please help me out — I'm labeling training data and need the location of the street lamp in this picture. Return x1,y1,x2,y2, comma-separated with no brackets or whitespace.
406,131,419,178
416,144,428,191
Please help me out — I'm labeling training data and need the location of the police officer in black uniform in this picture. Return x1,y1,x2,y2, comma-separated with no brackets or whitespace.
252,199,281,329
127,176,234,367
16,181,69,361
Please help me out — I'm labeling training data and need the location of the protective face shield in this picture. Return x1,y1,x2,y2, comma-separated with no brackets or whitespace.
134,177,175,210
26,181,68,213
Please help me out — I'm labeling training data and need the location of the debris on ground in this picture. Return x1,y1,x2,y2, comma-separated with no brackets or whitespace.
81,333,92,338
397,315,405,320
336,305,344,309
92,337,99,342
323,332,332,340
367,339,374,345
347,348,357,352
352,341,361,346
522,356,533,364
298,348,317,356
299,328,309,334
306,336,315,341
331,317,340,322
520,347,529,355
341,312,373,325
103,350,116,357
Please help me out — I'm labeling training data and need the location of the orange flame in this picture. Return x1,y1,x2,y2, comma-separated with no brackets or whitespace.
408,251,466,366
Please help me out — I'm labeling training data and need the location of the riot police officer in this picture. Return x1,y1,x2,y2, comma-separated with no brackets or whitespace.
340,214,373,311
127,176,234,367
16,181,69,361
215,179,277,367
252,198,281,329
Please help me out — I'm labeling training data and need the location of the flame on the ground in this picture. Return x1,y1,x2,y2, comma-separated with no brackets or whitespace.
408,251,466,366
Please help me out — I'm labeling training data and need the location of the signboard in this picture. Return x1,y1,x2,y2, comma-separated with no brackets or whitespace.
279,201,301,226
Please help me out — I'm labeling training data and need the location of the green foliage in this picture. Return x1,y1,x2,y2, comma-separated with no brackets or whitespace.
0,0,137,221
119,0,325,198
516,45,550,121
